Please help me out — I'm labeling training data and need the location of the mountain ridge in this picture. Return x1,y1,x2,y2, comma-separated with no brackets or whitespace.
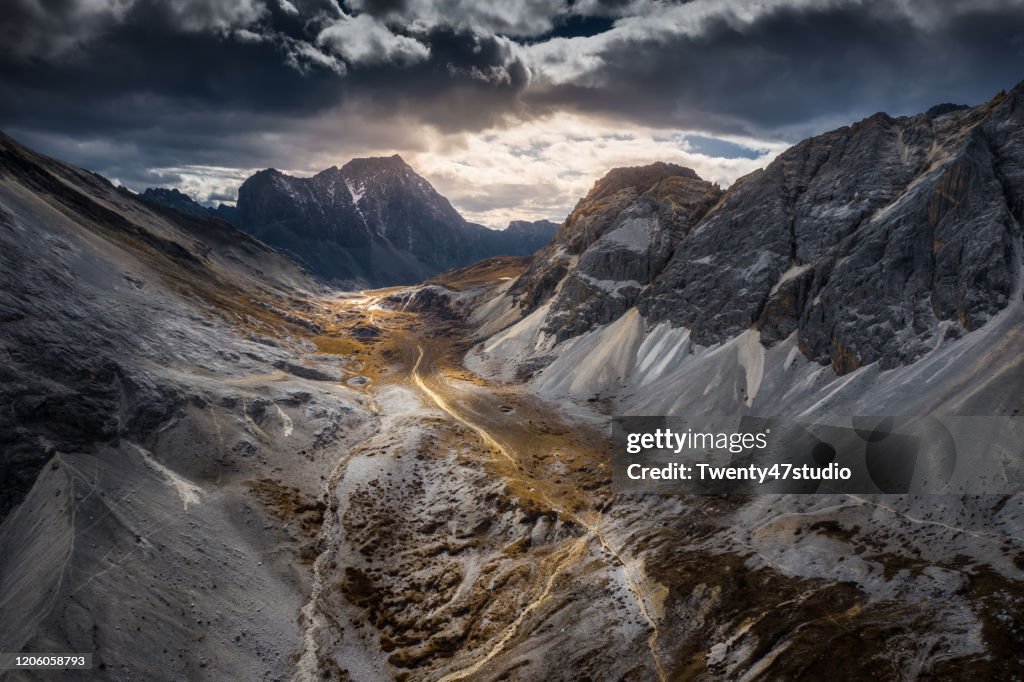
139,157,558,287
388,82,1024,420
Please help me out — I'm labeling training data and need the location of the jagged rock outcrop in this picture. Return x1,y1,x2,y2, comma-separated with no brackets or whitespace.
644,99,1020,373
511,162,723,341
498,83,1023,378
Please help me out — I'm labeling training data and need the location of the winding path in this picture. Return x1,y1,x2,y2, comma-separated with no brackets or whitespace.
410,344,668,682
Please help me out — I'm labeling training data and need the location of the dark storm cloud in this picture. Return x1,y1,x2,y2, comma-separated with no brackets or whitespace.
524,0,1024,137
1,0,1022,208
0,0,537,177
355,0,415,18
335,27,533,131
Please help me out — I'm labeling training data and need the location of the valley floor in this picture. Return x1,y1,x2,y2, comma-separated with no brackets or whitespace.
3,278,1022,682
284,287,1024,681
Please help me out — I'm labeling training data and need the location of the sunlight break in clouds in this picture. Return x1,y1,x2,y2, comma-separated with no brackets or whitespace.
149,112,787,229
405,113,788,227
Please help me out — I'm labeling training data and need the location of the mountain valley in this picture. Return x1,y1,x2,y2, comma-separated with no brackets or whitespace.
1,80,1023,682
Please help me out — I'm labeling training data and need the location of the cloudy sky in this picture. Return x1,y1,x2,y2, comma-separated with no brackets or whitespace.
2,0,1023,227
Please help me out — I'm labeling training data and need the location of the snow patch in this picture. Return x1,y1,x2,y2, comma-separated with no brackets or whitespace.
344,178,369,229
131,443,202,511
343,179,366,204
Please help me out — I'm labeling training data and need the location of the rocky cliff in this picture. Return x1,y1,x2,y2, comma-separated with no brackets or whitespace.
463,83,1023,412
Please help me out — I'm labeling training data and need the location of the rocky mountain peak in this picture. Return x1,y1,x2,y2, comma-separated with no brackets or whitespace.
507,161,722,332
588,161,702,201
233,156,556,286
492,82,1024,384
341,154,414,178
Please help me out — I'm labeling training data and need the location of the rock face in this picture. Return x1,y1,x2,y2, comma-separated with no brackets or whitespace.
233,157,556,287
490,83,1023,384
510,162,723,342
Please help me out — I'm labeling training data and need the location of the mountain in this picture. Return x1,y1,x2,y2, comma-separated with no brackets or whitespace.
141,161,557,288
456,84,1023,417
0,131,376,679
141,187,217,219
377,83,1024,681
141,186,239,224
502,218,560,251
233,157,556,287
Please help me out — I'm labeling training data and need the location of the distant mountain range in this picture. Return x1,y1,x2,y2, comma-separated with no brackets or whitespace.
141,158,557,287
140,187,239,223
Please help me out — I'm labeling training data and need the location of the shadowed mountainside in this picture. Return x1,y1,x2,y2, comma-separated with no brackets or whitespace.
139,158,557,288
457,81,1023,414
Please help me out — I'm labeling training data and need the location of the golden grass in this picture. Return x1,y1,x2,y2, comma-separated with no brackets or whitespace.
313,335,367,356
427,256,531,291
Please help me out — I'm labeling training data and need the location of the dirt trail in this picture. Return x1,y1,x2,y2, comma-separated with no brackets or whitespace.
411,346,517,469
435,536,590,682
311,289,669,680
409,342,668,682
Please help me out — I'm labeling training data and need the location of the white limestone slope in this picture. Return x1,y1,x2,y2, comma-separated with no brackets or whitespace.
465,290,1022,418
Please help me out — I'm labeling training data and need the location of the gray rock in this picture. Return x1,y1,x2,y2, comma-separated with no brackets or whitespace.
511,81,1024,374
512,163,722,342
233,157,556,287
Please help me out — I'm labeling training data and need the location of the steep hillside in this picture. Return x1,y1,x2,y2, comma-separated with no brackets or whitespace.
0,132,376,679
